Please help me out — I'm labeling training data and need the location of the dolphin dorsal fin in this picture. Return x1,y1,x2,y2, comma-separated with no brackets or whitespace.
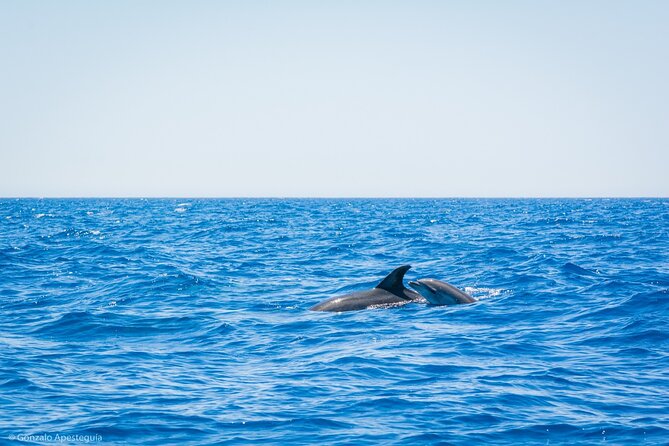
375,265,411,293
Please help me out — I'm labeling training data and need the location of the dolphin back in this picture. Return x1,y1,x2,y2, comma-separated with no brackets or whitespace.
309,288,409,312
410,278,476,305
310,265,420,312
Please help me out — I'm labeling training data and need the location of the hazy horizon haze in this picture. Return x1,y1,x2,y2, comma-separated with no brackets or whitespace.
1,1,668,198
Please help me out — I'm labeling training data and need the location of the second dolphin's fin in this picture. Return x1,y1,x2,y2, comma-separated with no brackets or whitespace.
375,265,411,295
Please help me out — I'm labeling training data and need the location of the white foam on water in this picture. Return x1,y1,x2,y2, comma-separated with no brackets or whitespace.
465,287,506,299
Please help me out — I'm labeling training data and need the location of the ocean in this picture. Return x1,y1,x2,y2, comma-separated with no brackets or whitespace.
1,198,667,445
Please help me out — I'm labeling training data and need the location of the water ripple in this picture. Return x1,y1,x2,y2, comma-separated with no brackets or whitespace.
0,198,667,444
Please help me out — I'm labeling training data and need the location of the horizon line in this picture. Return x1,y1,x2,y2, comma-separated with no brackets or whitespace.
1,196,667,200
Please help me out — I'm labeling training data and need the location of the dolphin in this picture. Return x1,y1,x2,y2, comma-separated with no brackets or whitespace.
408,278,476,305
310,265,422,312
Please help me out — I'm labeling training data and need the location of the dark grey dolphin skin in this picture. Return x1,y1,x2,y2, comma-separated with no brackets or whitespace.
408,278,476,305
310,265,422,312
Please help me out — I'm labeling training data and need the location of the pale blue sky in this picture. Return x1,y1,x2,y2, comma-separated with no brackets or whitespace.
1,1,667,197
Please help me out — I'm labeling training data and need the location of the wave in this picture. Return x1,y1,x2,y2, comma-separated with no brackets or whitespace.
1,198,667,445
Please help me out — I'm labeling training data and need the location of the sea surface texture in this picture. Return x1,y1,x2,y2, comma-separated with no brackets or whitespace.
1,198,668,445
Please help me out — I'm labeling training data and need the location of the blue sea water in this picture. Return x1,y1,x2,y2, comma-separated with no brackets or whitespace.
1,198,668,445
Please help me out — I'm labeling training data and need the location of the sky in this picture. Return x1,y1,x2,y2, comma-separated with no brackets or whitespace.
1,1,667,197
